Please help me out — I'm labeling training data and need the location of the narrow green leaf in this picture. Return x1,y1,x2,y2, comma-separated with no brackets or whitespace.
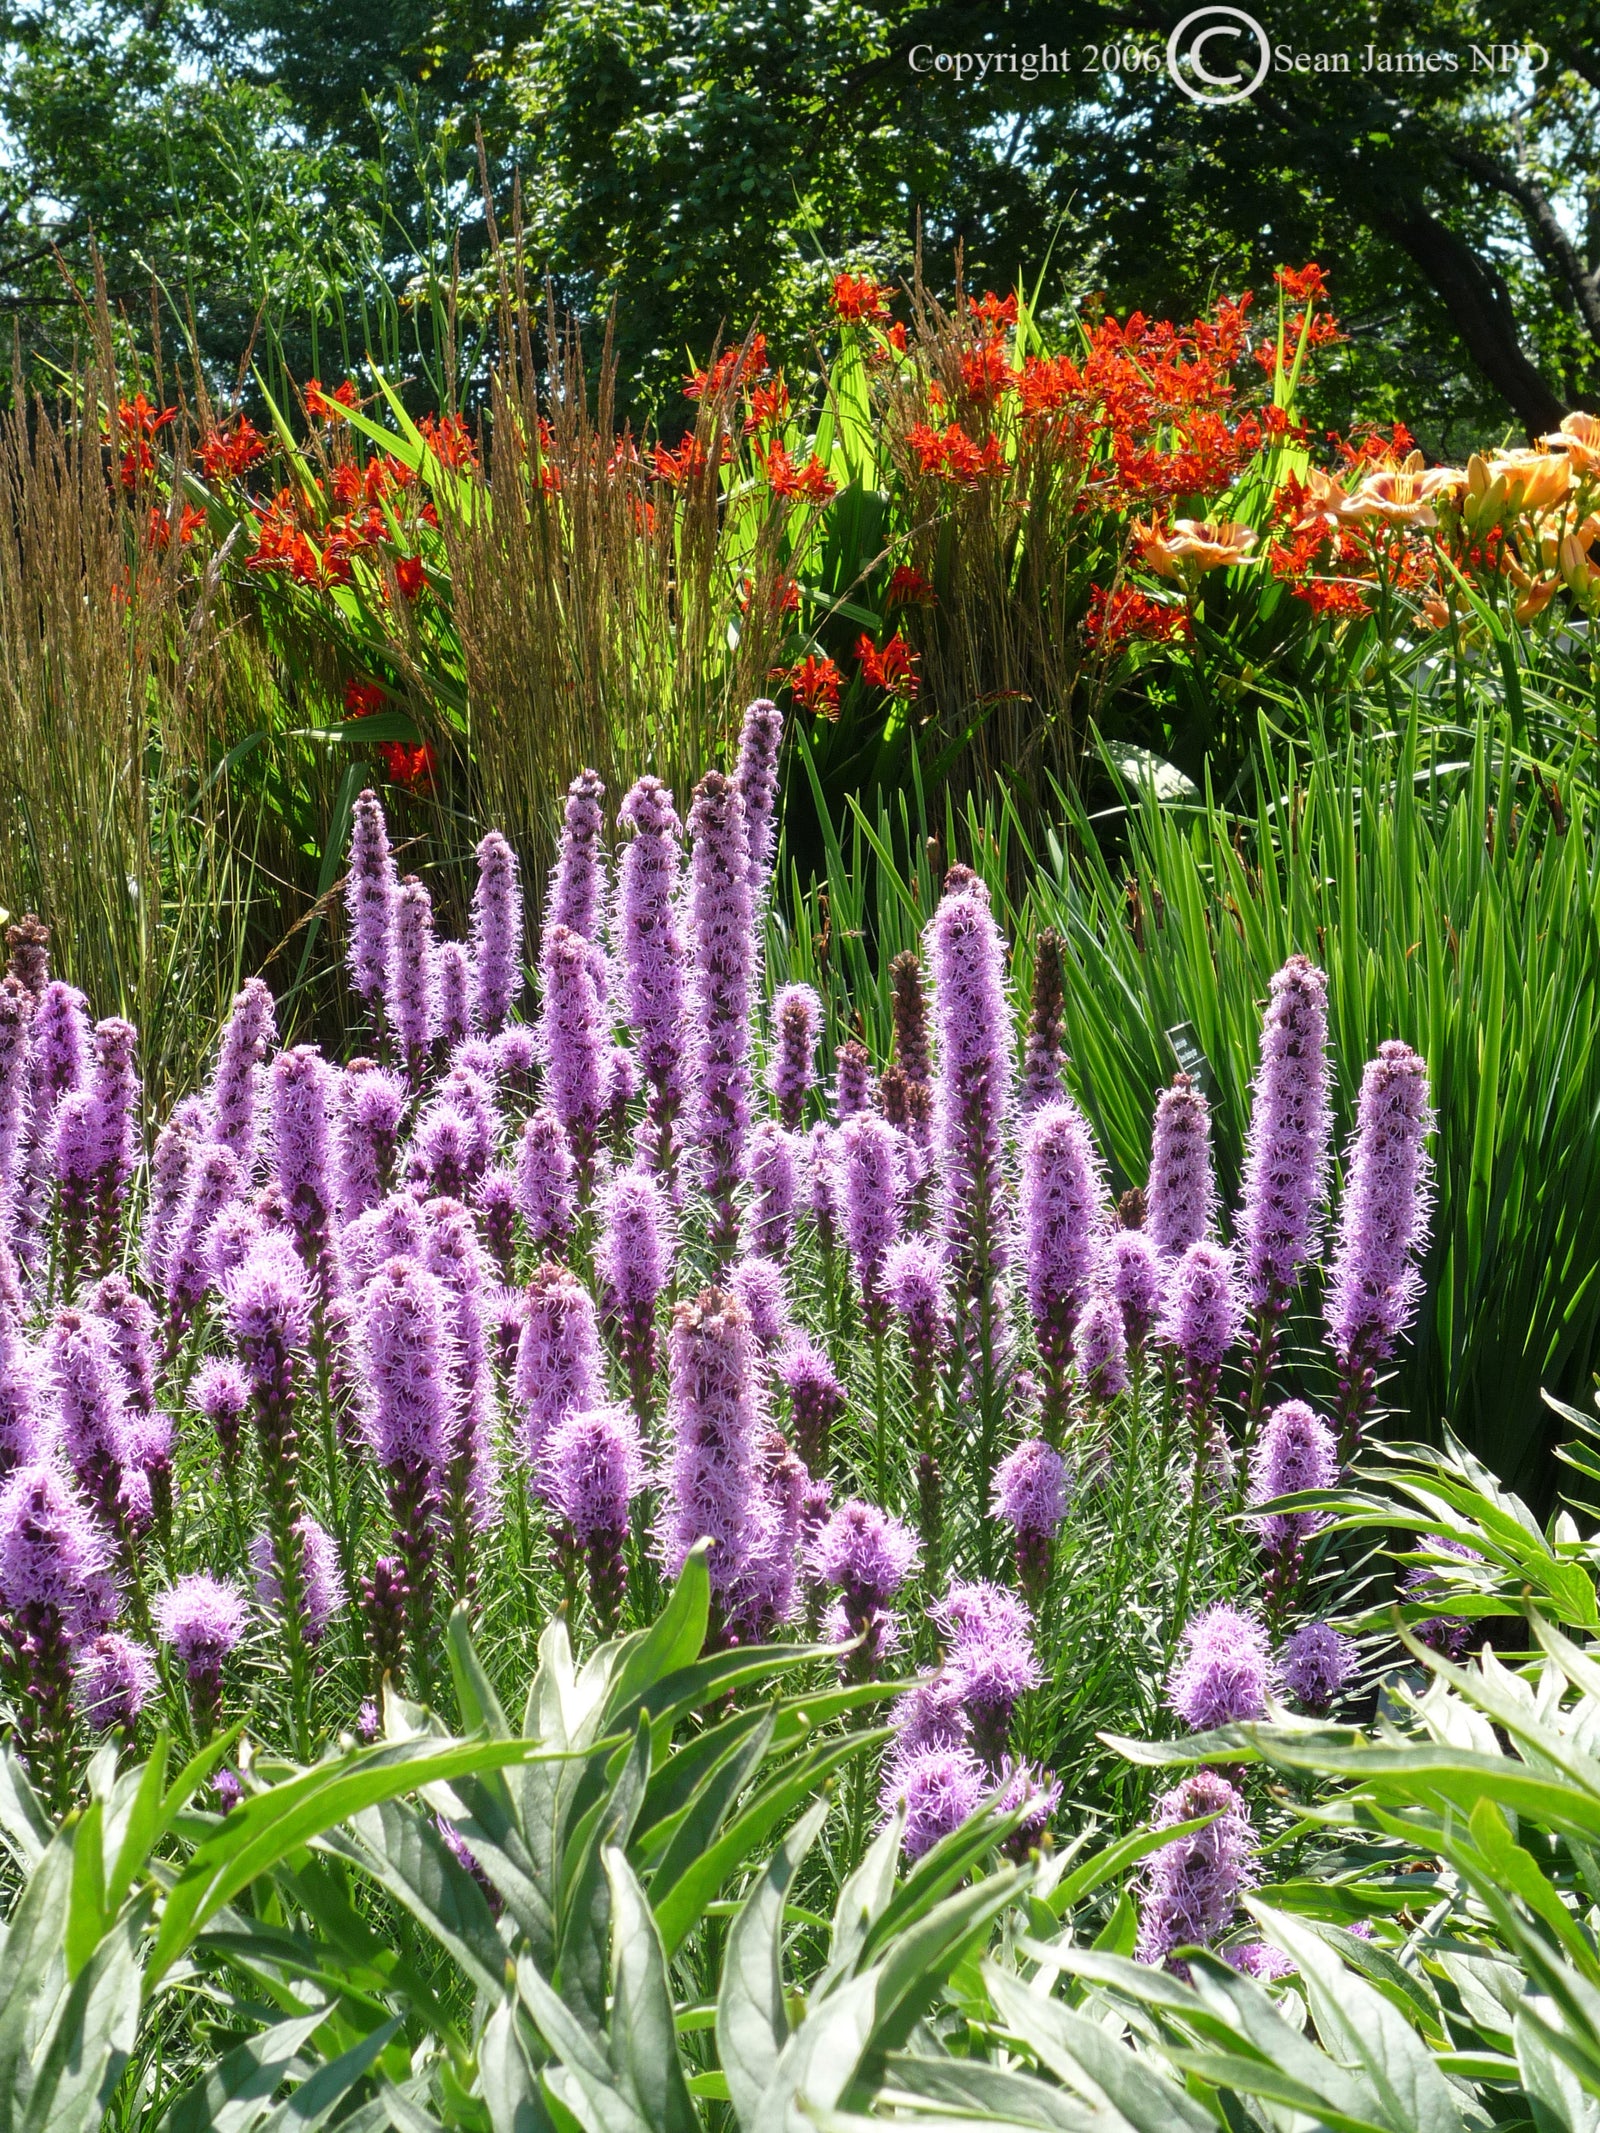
717,1798,831,2125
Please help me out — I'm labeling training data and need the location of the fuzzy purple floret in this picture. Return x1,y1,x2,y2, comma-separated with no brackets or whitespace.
471,830,523,1032
616,778,688,1104
937,1579,1042,1765
50,1308,133,1489
211,979,277,1165
806,1122,837,1233
1136,1770,1258,1969
222,1232,314,1371
544,1403,643,1543
1248,1400,1338,1553
1106,1228,1164,1353
774,1335,845,1466
835,1040,872,1122
249,1515,346,1641
927,877,1013,1269
165,1144,246,1315
549,769,607,946
432,941,473,1049
1147,1075,1217,1259
423,1195,496,1528
1168,1601,1275,1731
516,1108,576,1255
342,1195,427,1290
747,1122,798,1260
1020,1099,1106,1339
336,1062,408,1223
1076,1292,1129,1401
0,1462,110,1619
687,772,755,1206
515,1263,605,1466
1226,1940,1296,1982
541,924,607,1154
1324,1041,1435,1360
1281,1620,1356,1712
359,1257,456,1471
346,790,397,1009
390,876,437,1065
270,1046,337,1243
883,1238,953,1359
139,1104,201,1289
1236,957,1332,1305
659,1288,770,1622
730,1257,790,1351
733,697,784,895
769,985,820,1131
838,1111,900,1313
0,976,29,1221
1160,1241,1244,1373
993,1439,1070,1538
597,1167,670,1317
811,1499,920,1611
881,1744,986,1860
0,1317,49,1474
891,1673,971,1757
75,1631,156,1731
154,1573,246,1675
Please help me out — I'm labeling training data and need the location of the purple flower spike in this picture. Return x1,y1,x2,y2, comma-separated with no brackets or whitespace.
75,1631,156,1733
155,1572,245,1730
337,1061,408,1224
549,768,608,946
493,1023,540,1095
360,1256,454,1661
1168,1601,1274,1731
605,1043,638,1147
769,985,820,1133
1237,957,1332,1308
996,1759,1064,1862
1161,1240,1243,1399
1136,1771,1257,1972
346,790,397,1017
50,1307,134,1532
390,876,436,1079
806,1122,838,1247
212,979,277,1166
596,1166,669,1415
881,1744,985,1860
222,1232,312,1506
423,1197,497,1577
835,1040,873,1122
1147,1074,1217,1259
516,1107,576,1256
471,830,524,1033
687,772,755,1249
994,1439,1069,1557
31,981,91,1111
544,1403,643,1635
812,1499,919,1675
0,1316,49,1475
927,875,1013,1284
884,1238,953,1364
1076,1292,1128,1405
617,777,688,1130
937,1578,1042,1773
730,1256,790,1352
1020,1099,1107,1423
433,941,473,1049
269,1046,340,1302
748,1121,798,1261
192,1357,250,1472
139,1102,204,1292
839,1112,900,1329
515,1262,605,1468
1106,1228,1163,1355
1020,930,1068,1112
888,951,934,1139
660,1288,770,1640
733,696,784,896
250,1515,346,1642
165,1143,246,1322
0,977,32,1226
541,924,606,1177
0,1461,110,1623
1248,1399,1337,1568
775,1336,845,1473
1281,1620,1356,1714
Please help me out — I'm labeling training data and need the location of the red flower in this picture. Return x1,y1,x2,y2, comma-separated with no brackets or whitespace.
831,273,891,324
344,678,387,717
117,394,177,438
330,462,363,507
960,341,1016,404
762,442,837,502
199,417,267,481
782,653,843,718
856,631,919,700
306,378,358,421
247,491,322,584
1084,584,1189,654
1290,578,1371,619
145,504,205,549
418,413,476,469
395,554,425,600
379,741,436,792
685,333,769,401
651,436,712,486
968,290,1019,334
885,321,908,353
886,565,935,608
1275,263,1329,305
744,377,791,433
906,423,950,474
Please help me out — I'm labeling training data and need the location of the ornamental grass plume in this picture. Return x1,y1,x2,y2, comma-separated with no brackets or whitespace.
391,876,437,1083
687,772,756,1253
471,830,523,1032
993,1438,1070,1607
516,1107,576,1257
544,1403,644,1636
0,1462,111,1798
1168,1600,1274,1731
516,1262,605,1467
1248,1399,1337,1614
346,789,397,1027
660,1287,770,1642
1324,1040,1435,1453
839,1111,900,1332
211,978,276,1167
360,1256,456,1683
154,1573,245,1736
811,1499,920,1679
733,696,784,897
1020,928,1068,1112
885,1236,953,1584
1135,1770,1258,1972
936,1579,1042,1774
748,1121,798,1260
1147,1074,1217,1259
541,923,607,1182
617,777,688,1154
1020,1099,1107,1439
1236,956,1332,1414
336,1060,408,1223
548,767,607,946
249,1515,346,1643
1281,1619,1356,1713
75,1630,156,1736
880,1742,986,1860
775,1335,845,1474
770,985,820,1132
596,1167,670,1420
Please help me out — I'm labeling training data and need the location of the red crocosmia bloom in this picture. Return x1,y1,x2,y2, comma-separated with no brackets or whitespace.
831,273,891,324
745,377,791,433
395,554,425,600
940,427,1006,484
331,463,363,507
1291,578,1371,619
1083,584,1190,654
960,342,1016,404
418,412,476,469
199,418,267,481
119,442,156,489
380,741,436,791
1275,263,1329,304
344,678,387,717
1017,354,1084,417
782,654,843,718
117,394,177,438
764,445,837,503
856,631,919,700
651,436,711,486
968,290,1019,334
906,424,950,474
306,378,358,420
879,321,909,355
886,565,935,608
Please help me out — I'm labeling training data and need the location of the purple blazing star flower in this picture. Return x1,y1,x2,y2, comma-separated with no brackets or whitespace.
548,768,608,947
360,1256,455,1651
1226,1940,1296,1983
687,772,755,1244
1402,1535,1483,1661
432,940,473,1049
0,1316,49,1476
747,1121,798,1260
222,1232,312,1493
997,1759,1064,1862
1324,1041,1435,1417
1136,1771,1258,1971
811,1499,920,1615
605,1043,638,1146
191,1358,250,1472
165,1143,246,1320
406,1102,482,1204
1147,1075,1217,1259
805,1122,838,1246
342,1194,427,1290
155,1572,245,1729
516,1107,576,1257
1168,1602,1275,1731
769,985,820,1133
49,1308,134,1530
1281,1620,1357,1714
1236,956,1332,1307
1076,1292,1128,1403
834,1040,873,1122
891,1673,971,1757
730,1256,790,1352
346,790,397,1015
336,1061,408,1224
1020,1098,1107,1378
0,976,31,1224
659,1288,771,1638
543,1403,643,1634
269,1046,339,1283
541,924,607,1172
423,1197,497,1560
515,1263,605,1468
1247,1400,1337,1560
75,1631,156,1733
475,1165,519,1282
733,696,783,896
838,1111,900,1328
884,1237,953,1367
993,1439,1070,1540
596,1166,670,1412
775,1336,845,1474
937,1579,1042,1773
927,875,1012,1279
492,1022,540,1095
1020,930,1068,1112
471,830,523,1033
1160,1241,1243,1386
139,1100,204,1291
616,777,688,1117
888,950,934,1139
390,876,437,1078
1105,1228,1163,1356
0,1461,111,1623
211,978,277,1166
249,1516,346,1642
881,1744,986,1860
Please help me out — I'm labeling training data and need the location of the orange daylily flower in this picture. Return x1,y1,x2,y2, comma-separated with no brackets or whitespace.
1136,518,1258,578
1466,448,1572,520
1539,411,1600,475
1339,453,1462,528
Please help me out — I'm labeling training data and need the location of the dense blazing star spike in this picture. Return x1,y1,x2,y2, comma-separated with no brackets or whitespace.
5,915,50,998
733,697,784,896
191,1357,250,1472
268,1046,341,1310
29,980,91,1110
936,1578,1042,1773
249,1515,346,1642
616,777,688,1120
884,1237,954,1363
730,1256,791,1352
140,1100,205,1290
1020,929,1069,1112
51,1090,103,1275
549,767,608,945
834,1039,873,1122
75,1631,156,1733
774,1335,845,1474
342,1194,428,1289
1106,1228,1163,1356
471,830,523,1033
515,1262,605,1469
1236,955,1332,1307
432,941,473,1050
205,1203,264,1296
336,1060,408,1223
888,951,933,1131
595,1166,670,1369
0,1236,21,1319
805,1121,838,1247
211,978,277,1166
222,1231,312,1493
839,1111,900,1328
49,1307,135,1529
1076,1292,1129,1406
154,1572,245,1730
358,1554,408,1691
545,1403,643,1634
927,875,1013,1281
993,1438,1070,1549
1247,1399,1337,1564
687,771,756,1245
407,1102,480,1203
748,1121,798,1260
769,985,820,1133
346,789,397,1014
1281,1619,1356,1714
165,1143,246,1323
1020,1099,1108,1401
422,1196,497,1568
1168,1601,1275,1730
474,1165,518,1281
91,1273,165,1504
660,1288,772,1637
0,1315,50,1474
492,1022,539,1096
996,1759,1064,1862
540,924,606,1175
1161,1240,1243,1380
359,1255,455,1660
1135,1771,1257,1971
0,975,30,1222
1147,1074,1217,1259
605,1043,637,1150
516,1107,576,1257
891,1673,971,1757
881,1743,985,1861
390,876,437,1079
0,1460,110,1621
811,1500,920,1616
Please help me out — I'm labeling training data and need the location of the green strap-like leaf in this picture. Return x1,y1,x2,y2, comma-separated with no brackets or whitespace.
253,2017,401,2133
160,2006,331,2133
603,1848,699,2133
717,1797,832,2127
983,1966,1217,2133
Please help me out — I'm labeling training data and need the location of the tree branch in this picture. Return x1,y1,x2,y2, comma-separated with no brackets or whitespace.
1450,139,1600,346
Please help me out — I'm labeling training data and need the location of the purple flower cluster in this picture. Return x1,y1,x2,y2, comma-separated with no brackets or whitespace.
811,1498,918,1674
471,830,523,1032
1236,957,1331,1307
1247,1401,1337,1560
1325,1041,1435,1405
617,777,688,1128
1168,1602,1274,1731
1147,1075,1216,1259
687,773,755,1242
1136,1770,1258,1970
249,1516,346,1642
927,876,1012,1280
769,985,819,1133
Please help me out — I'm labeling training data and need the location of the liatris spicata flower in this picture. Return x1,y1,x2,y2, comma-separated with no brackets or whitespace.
164,1143,246,1325
928,878,1013,1286
1106,1228,1163,1357
605,1043,637,1150
51,1089,104,1280
769,984,820,1132
1225,1940,1296,1983
423,1196,496,1585
888,950,933,1138
0,975,30,1226
549,767,607,945
336,1060,407,1223
748,1121,798,1260
269,1046,340,1308
0,1315,48,1475
1135,1771,1257,1971
343,1195,427,1289
1147,1074,1217,1259
544,1403,643,1635
50,1308,137,1540
492,1022,539,1095
346,789,397,1024
687,772,755,1250
407,1102,480,1202
5,914,50,997
222,1232,312,1512
811,1499,919,1678
390,876,436,1081
775,1336,845,1474
31,980,91,1110
140,1099,204,1291
884,1235,952,1581
1248,1399,1337,1607
1168,1601,1274,1731
360,1257,455,1673
1281,1619,1356,1714
155,1573,245,1734
1161,1240,1243,1414
541,923,606,1180
891,1672,971,1757
660,1288,769,1640
993,1439,1069,1606
516,1107,575,1257
733,696,783,896
617,777,688,1141
75,1631,156,1735
881,1743,985,1860
358,1554,409,1695
835,1039,873,1121
211,978,276,1166
730,1256,790,1353
1324,1041,1435,1451
433,940,473,1049
471,830,523,1032
806,1121,838,1249
206,1202,264,1296
937,1579,1042,1773
191,1357,250,1476
91,1275,165,1514
996,1759,1064,1862
1020,929,1068,1111
0,1463,111,1796
249,1515,346,1642
1401,1535,1482,1660
1020,1099,1107,1438
475,1165,518,1281
516,1262,604,1468
1076,1292,1128,1405
839,1112,899,1331
595,1166,669,1419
